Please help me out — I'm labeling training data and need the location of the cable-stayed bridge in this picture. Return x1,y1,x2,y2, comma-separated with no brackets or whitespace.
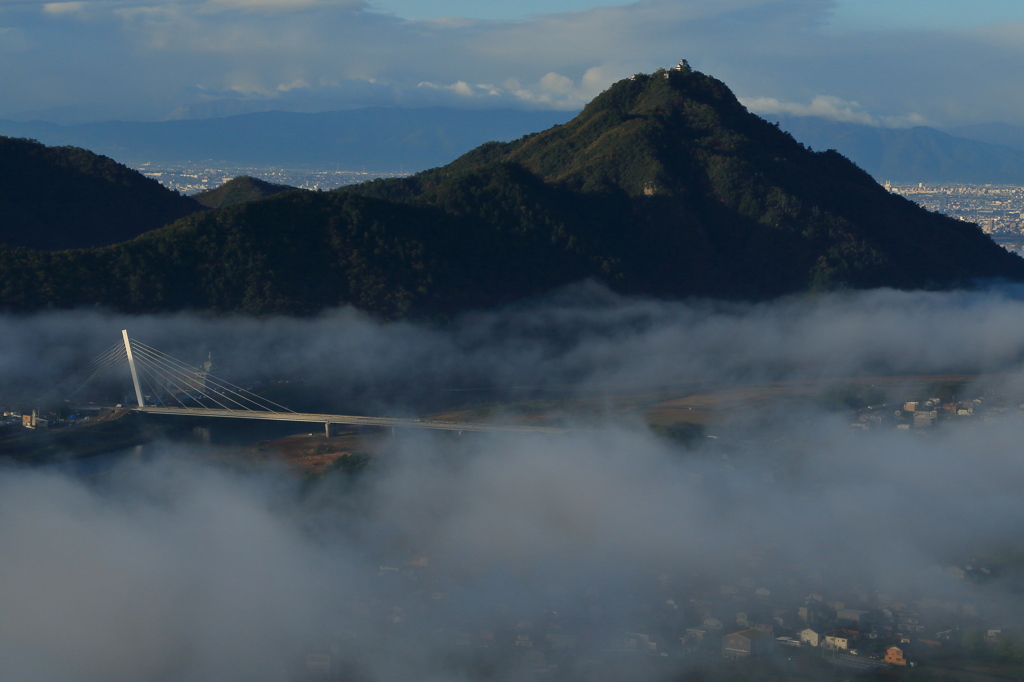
49,331,565,436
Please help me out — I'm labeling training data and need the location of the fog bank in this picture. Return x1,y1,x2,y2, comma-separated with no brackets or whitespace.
3,284,1024,680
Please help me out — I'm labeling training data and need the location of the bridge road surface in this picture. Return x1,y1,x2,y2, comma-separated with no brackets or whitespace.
135,406,569,436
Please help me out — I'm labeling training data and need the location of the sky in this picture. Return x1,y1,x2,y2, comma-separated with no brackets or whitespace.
1,0,1023,126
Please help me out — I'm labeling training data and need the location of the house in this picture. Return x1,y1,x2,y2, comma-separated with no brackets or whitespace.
799,629,821,647
884,646,908,666
722,629,773,658
620,632,657,653
823,634,849,650
521,649,547,670
945,566,966,581
836,608,871,624
798,604,829,624
545,633,576,650
306,652,332,677
683,627,708,645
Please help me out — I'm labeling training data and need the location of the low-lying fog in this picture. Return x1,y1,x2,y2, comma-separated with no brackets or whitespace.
3,283,1024,681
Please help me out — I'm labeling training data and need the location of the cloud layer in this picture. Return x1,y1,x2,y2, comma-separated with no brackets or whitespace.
7,286,1024,679
10,283,1024,407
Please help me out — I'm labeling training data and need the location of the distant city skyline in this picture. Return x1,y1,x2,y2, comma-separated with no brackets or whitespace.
1,0,1021,127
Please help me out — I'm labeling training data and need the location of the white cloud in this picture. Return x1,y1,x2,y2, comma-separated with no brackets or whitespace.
42,2,85,15
275,78,310,92
742,94,929,128
416,72,599,110
539,71,573,94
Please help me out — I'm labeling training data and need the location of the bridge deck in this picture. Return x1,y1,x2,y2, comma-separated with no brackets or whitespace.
134,406,567,435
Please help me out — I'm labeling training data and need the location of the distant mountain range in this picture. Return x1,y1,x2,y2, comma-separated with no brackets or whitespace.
1,66,1021,316
0,108,573,172
770,115,1024,184
6,104,1024,185
946,122,1024,153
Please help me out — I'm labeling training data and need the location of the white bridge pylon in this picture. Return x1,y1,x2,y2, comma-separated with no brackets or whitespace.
114,331,565,436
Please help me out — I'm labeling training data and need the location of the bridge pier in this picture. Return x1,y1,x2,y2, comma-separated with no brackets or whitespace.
325,422,340,438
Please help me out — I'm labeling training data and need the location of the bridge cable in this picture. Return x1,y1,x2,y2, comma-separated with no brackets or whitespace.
129,346,241,411
129,344,266,412
130,339,295,413
37,342,127,405
127,338,296,414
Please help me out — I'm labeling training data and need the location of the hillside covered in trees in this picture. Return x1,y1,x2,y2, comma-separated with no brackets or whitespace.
1,65,1022,316
193,176,295,209
0,137,202,250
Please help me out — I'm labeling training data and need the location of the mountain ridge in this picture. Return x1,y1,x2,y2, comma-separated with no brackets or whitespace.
0,136,202,251
1,65,1021,316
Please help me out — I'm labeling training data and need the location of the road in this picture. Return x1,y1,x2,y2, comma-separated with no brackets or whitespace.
134,406,569,435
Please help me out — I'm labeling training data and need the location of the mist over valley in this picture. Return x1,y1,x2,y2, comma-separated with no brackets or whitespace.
4,55,1024,680
4,286,1024,680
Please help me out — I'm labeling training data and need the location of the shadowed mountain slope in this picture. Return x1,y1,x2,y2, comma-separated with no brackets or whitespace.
193,176,296,209
0,137,202,250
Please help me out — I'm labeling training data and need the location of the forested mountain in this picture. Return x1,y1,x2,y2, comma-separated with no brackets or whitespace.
345,66,1024,297
1,66,1021,316
193,176,295,209
0,137,202,250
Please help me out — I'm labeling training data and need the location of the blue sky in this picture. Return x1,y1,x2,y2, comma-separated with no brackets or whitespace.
1,0,1022,126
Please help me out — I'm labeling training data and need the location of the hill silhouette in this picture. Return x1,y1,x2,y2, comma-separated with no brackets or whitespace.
0,137,202,250
0,65,1021,315
194,176,295,209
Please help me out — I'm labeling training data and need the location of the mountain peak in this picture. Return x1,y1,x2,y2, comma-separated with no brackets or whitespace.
443,64,801,198
193,175,295,209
